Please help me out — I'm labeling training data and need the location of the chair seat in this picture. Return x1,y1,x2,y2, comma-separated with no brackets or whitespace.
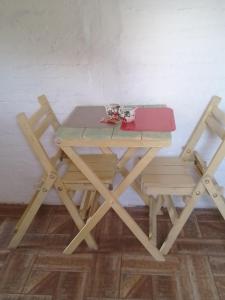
141,156,197,196
62,154,117,190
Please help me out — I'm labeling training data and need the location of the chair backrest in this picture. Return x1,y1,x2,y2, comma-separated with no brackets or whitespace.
180,96,225,178
17,95,61,174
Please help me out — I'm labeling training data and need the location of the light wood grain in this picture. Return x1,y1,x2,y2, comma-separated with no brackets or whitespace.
140,96,225,255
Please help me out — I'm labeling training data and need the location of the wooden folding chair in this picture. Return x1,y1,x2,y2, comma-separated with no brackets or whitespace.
140,96,225,253
8,95,117,249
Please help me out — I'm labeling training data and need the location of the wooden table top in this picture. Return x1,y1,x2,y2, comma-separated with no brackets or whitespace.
55,106,172,148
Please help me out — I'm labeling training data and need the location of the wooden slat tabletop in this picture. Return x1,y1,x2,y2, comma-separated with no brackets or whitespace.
55,106,172,148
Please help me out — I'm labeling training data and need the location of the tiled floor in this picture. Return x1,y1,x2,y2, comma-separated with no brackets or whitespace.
0,204,225,299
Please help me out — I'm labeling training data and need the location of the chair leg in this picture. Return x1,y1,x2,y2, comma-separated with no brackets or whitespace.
160,192,201,255
14,190,39,231
149,196,157,245
204,177,225,220
8,178,54,248
164,195,178,225
15,176,46,230
87,191,99,219
79,191,91,220
55,180,98,250
155,195,164,215
64,200,111,254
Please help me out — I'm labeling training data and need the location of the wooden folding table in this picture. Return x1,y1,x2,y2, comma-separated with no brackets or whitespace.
55,106,174,261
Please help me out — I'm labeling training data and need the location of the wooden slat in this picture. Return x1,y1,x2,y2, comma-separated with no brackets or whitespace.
67,154,117,172
83,128,113,140
149,157,190,166
141,160,195,193
63,154,117,188
17,113,53,173
142,131,171,141
57,138,171,148
38,95,60,130
62,182,110,191
164,195,178,224
63,171,115,184
194,151,207,175
212,106,225,125
29,105,49,127
34,113,54,138
206,115,225,140
56,127,85,140
112,127,142,140
142,174,196,188
181,96,221,159
142,174,196,196
143,164,190,175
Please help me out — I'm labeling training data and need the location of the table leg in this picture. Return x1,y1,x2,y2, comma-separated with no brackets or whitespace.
8,175,55,248
117,148,151,205
55,178,98,250
60,145,164,261
117,148,137,169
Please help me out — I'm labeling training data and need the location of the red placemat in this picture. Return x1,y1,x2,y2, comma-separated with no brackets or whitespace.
120,107,176,131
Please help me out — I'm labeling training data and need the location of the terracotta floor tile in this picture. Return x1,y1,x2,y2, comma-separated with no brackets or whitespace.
152,275,178,300
87,254,121,299
0,217,17,249
0,204,26,217
198,221,225,239
122,218,149,237
27,214,52,235
34,253,95,272
176,256,196,300
0,204,225,299
209,256,225,276
176,239,225,256
46,215,78,235
195,209,224,222
214,276,225,300
0,295,52,300
180,214,202,239
0,252,36,293
19,234,46,250
121,254,179,275
24,271,59,297
120,273,154,299
0,249,10,267
189,256,220,300
121,236,150,254
57,271,88,300
157,220,172,247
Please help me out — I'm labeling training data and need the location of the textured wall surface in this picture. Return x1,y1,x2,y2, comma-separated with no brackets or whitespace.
1,0,225,206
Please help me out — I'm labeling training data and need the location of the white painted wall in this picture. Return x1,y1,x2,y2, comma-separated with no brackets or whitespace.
1,0,225,206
